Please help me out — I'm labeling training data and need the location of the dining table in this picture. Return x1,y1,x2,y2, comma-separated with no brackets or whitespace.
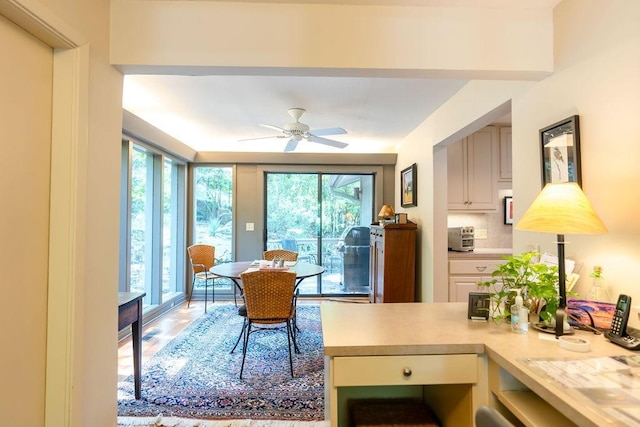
210,260,325,295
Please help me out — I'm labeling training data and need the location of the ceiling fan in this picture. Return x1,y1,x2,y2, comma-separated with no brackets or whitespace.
240,108,348,152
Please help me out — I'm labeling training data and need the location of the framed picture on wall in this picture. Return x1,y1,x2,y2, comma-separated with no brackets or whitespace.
504,196,513,225
539,115,581,187
400,163,417,207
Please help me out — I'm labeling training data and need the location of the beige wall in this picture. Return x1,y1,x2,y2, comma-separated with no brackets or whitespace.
1,0,123,425
512,0,640,323
0,14,52,425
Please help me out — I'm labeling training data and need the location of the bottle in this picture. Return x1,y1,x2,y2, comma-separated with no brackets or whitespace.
588,265,612,303
511,289,528,334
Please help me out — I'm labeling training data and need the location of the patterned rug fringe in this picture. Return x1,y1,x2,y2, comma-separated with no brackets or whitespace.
117,416,329,427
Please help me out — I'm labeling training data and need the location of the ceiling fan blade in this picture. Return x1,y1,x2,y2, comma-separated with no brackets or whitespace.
309,127,347,136
284,139,299,152
307,135,348,149
238,135,286,142
259,124,287,133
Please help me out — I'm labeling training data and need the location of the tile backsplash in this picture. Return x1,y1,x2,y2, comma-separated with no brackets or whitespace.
448,191,513,249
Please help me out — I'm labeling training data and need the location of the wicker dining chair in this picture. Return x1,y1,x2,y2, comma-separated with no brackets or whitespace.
263,249,298,262
237,269,299,379
187,244,217,313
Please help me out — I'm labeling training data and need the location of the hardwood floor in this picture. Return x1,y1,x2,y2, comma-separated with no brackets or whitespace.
118,300,206,382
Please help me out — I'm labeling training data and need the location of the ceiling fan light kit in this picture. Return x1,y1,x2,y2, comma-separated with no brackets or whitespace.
241,107,348,152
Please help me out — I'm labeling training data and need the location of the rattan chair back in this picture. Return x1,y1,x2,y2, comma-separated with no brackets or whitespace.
188,244,215,273
240,270,297,324
263,249,298,262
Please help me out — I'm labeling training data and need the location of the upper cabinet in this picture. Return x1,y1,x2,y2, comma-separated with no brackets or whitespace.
448,126,499,211
498,127,512,181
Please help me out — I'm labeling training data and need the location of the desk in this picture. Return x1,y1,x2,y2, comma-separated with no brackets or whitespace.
118,292,145,400
322,302,638,427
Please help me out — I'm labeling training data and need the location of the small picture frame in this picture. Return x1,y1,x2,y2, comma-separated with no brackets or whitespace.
539,115,581,187
468,292,490,320
504,196,513,225
400,163,417,208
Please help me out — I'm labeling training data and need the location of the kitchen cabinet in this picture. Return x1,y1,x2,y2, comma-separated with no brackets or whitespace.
448,258,503,303
369,223,416,303
499,127,512,181
447,126,498,211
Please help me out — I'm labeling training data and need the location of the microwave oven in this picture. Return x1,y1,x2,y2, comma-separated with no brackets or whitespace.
448,226,475,252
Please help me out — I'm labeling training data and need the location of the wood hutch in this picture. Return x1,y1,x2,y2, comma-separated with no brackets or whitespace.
369,222,417,303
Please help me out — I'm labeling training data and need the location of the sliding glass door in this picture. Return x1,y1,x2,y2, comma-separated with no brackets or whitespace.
265,172,373,296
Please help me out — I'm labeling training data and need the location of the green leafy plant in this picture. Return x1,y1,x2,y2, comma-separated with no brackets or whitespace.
478,252,560,324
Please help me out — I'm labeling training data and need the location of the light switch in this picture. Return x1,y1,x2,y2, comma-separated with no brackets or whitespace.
246,222,254,231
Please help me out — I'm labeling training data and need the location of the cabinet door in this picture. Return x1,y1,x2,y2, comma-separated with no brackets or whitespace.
447,139,468,210
499,127,512,181
449,276,484,303
466,127,498,210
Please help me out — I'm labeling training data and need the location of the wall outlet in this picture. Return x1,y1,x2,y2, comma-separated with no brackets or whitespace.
475,229,488,239
245,222,254,231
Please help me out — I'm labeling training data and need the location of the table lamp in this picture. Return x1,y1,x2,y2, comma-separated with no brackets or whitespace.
378,205,395,221
516,182,607,337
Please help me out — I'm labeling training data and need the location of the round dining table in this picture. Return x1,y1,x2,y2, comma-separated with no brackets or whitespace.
210,261,325,299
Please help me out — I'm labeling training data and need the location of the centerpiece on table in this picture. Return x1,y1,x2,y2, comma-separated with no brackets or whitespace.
477,252,561,328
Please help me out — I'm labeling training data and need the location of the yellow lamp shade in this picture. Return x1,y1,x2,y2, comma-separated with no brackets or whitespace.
516,182,607,235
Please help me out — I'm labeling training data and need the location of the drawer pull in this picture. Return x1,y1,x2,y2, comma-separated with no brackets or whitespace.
476,266,487,272
403,367,412,377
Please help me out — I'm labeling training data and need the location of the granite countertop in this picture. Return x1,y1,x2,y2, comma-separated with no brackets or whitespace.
448,248,512,259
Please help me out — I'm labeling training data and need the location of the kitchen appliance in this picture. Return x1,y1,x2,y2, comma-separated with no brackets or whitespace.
448,226,475,252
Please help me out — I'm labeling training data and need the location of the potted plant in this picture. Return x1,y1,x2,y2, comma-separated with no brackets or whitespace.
478,252,560,325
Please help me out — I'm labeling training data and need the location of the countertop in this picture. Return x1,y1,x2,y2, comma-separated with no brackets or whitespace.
321,302,635,427
448,248,512,259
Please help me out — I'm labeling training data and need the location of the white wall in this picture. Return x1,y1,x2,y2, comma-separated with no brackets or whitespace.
512,0,640,323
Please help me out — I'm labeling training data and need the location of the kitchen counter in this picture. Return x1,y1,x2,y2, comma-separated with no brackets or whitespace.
322,302,636,427
448,248,512,259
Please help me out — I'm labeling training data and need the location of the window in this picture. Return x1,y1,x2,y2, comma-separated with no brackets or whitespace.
120,138,186,309
191,166,234,296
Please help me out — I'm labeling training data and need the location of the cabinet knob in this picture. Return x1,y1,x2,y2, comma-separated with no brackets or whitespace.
403,367,412,377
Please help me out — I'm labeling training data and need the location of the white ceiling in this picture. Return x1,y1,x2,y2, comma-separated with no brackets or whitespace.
122,0,556,154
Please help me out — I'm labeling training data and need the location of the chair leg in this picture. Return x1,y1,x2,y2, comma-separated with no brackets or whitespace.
230,318,247,354
240,322,252,379
286,320,294,378
187,277,196,308
204,279,208,313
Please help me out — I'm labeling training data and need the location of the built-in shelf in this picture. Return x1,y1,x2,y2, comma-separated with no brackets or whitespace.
495,390,575,426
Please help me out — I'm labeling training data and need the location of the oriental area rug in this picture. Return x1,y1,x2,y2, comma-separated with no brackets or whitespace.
118,304,325,422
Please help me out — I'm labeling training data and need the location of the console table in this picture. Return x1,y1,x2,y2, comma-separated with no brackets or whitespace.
118,291,145,399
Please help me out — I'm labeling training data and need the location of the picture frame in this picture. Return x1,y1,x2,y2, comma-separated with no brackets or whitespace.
468,292,490,320
400,163,417,208
504,196,513,225
539,115,581,187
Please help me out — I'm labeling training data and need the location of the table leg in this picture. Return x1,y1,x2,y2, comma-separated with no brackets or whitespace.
132,302,142,399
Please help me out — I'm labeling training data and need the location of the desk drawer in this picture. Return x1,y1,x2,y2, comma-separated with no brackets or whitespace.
333,354,477,387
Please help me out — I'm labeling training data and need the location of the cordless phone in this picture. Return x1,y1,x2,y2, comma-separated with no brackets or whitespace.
605,294,640,350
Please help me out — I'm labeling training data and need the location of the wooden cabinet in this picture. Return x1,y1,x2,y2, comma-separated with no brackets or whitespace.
369,223,416,303
499,126,512,181
447,126,499,211
448,258,503,302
